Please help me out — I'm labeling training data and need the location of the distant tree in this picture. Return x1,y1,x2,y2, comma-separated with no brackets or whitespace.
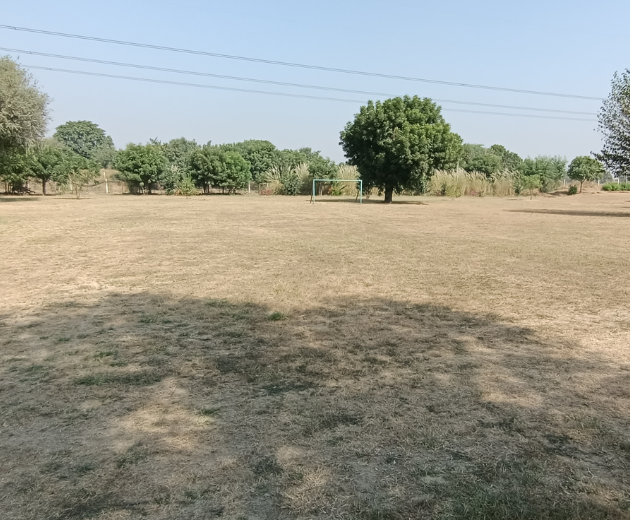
520,156,566,193
27,140,66,194
55,153,100,199
54,121,115,163
189,146,251,193
520,174,541,199
567,156,604,192
222,140,280,183
489,144,523,172
0,149,31,193
220,151,251,192
340,96,462,202
189,145,224,193
114,143,166,194
596,70,630,178
0,57,50,154
151,137,200,194
460,144,503,176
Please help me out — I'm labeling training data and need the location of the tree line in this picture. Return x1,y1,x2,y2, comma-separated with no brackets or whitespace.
1,56,628,201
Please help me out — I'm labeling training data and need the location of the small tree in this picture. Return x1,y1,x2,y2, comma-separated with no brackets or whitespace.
27,140,66,194
567,156,604,192
114,143,166,194
520,174,541,199
53,121,115,163
340,96,462,202
56,153,100,199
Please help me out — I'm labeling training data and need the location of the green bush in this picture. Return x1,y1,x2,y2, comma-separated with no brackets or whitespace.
602,182,630,191
567,185,578,195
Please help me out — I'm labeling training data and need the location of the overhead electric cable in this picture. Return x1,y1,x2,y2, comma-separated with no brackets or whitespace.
1,24,603,101
3,47,597,116
25,65,597,122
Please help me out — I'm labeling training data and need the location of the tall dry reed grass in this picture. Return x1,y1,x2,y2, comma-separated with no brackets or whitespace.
428,170,517,197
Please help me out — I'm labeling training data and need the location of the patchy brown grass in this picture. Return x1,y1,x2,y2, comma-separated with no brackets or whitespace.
1,192,629,519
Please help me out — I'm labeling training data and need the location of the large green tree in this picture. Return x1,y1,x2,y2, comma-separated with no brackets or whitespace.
596,69,630,178
114,143,166,194
340,96,462,202
0,57,50,154
53,120,115,165
567,156,604,192
0,57,49,192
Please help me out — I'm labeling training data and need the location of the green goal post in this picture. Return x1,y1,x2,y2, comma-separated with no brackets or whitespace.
311,179,363,204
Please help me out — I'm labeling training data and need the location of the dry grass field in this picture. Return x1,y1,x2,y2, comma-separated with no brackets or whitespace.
1,192,629,519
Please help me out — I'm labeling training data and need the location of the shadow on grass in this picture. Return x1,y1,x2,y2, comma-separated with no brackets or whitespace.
0,196,40,203
1,294,628,519
510,208,630,218
312,197,428,205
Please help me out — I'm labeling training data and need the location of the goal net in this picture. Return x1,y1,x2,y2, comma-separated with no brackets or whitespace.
311,179,363,204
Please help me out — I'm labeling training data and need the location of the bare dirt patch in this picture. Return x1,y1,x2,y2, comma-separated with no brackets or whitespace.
1,193,629,519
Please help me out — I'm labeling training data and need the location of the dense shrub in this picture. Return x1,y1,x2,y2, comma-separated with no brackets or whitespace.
602,182,630,191
567,185,578,195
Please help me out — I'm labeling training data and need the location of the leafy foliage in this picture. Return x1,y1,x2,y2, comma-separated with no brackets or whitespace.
601,182,630,191
340,96,462,202
567,156,604,192
460,144,503,176
520,156,566,193
27,140,67,194
188,145,251,193
567,185,578,195
0,149,31,193
0,56,50,153
596,69,630,177
55,153,100,199
489,144,523,172
221,140,280,183
151,137,200,194
53,121,115,165
114,143,167,194
520,174,541,199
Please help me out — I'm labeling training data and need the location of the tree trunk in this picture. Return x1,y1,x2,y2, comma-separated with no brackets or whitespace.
42,180,47,195
384,187,393,203
580,180,584,193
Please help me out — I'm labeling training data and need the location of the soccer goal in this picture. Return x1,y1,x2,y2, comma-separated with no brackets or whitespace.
311,179,363,204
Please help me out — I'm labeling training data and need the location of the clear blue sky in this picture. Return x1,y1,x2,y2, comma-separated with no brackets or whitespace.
2,0,629,162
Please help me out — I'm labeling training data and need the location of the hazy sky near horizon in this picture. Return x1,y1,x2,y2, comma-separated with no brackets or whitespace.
2,0,629,162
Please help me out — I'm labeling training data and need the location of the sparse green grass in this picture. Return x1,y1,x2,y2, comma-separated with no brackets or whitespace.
1,194,629,519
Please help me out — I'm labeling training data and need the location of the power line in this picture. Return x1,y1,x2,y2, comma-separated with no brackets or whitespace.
1,24,604,101
25,65,597,122
3,47,597,116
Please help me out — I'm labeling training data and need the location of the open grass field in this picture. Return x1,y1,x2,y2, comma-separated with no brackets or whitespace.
1,192,629,519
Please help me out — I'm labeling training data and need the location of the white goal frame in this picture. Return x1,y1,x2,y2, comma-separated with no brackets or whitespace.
311,179,363,204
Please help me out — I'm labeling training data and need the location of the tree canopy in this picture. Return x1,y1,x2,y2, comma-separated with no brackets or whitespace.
340,96,462,202
27,140,68,194
189,146,251,193
596,69,630,178
520,156,566,193
0,56,50,154
54,120,115,165
114,143,167,194
567,156,604,192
